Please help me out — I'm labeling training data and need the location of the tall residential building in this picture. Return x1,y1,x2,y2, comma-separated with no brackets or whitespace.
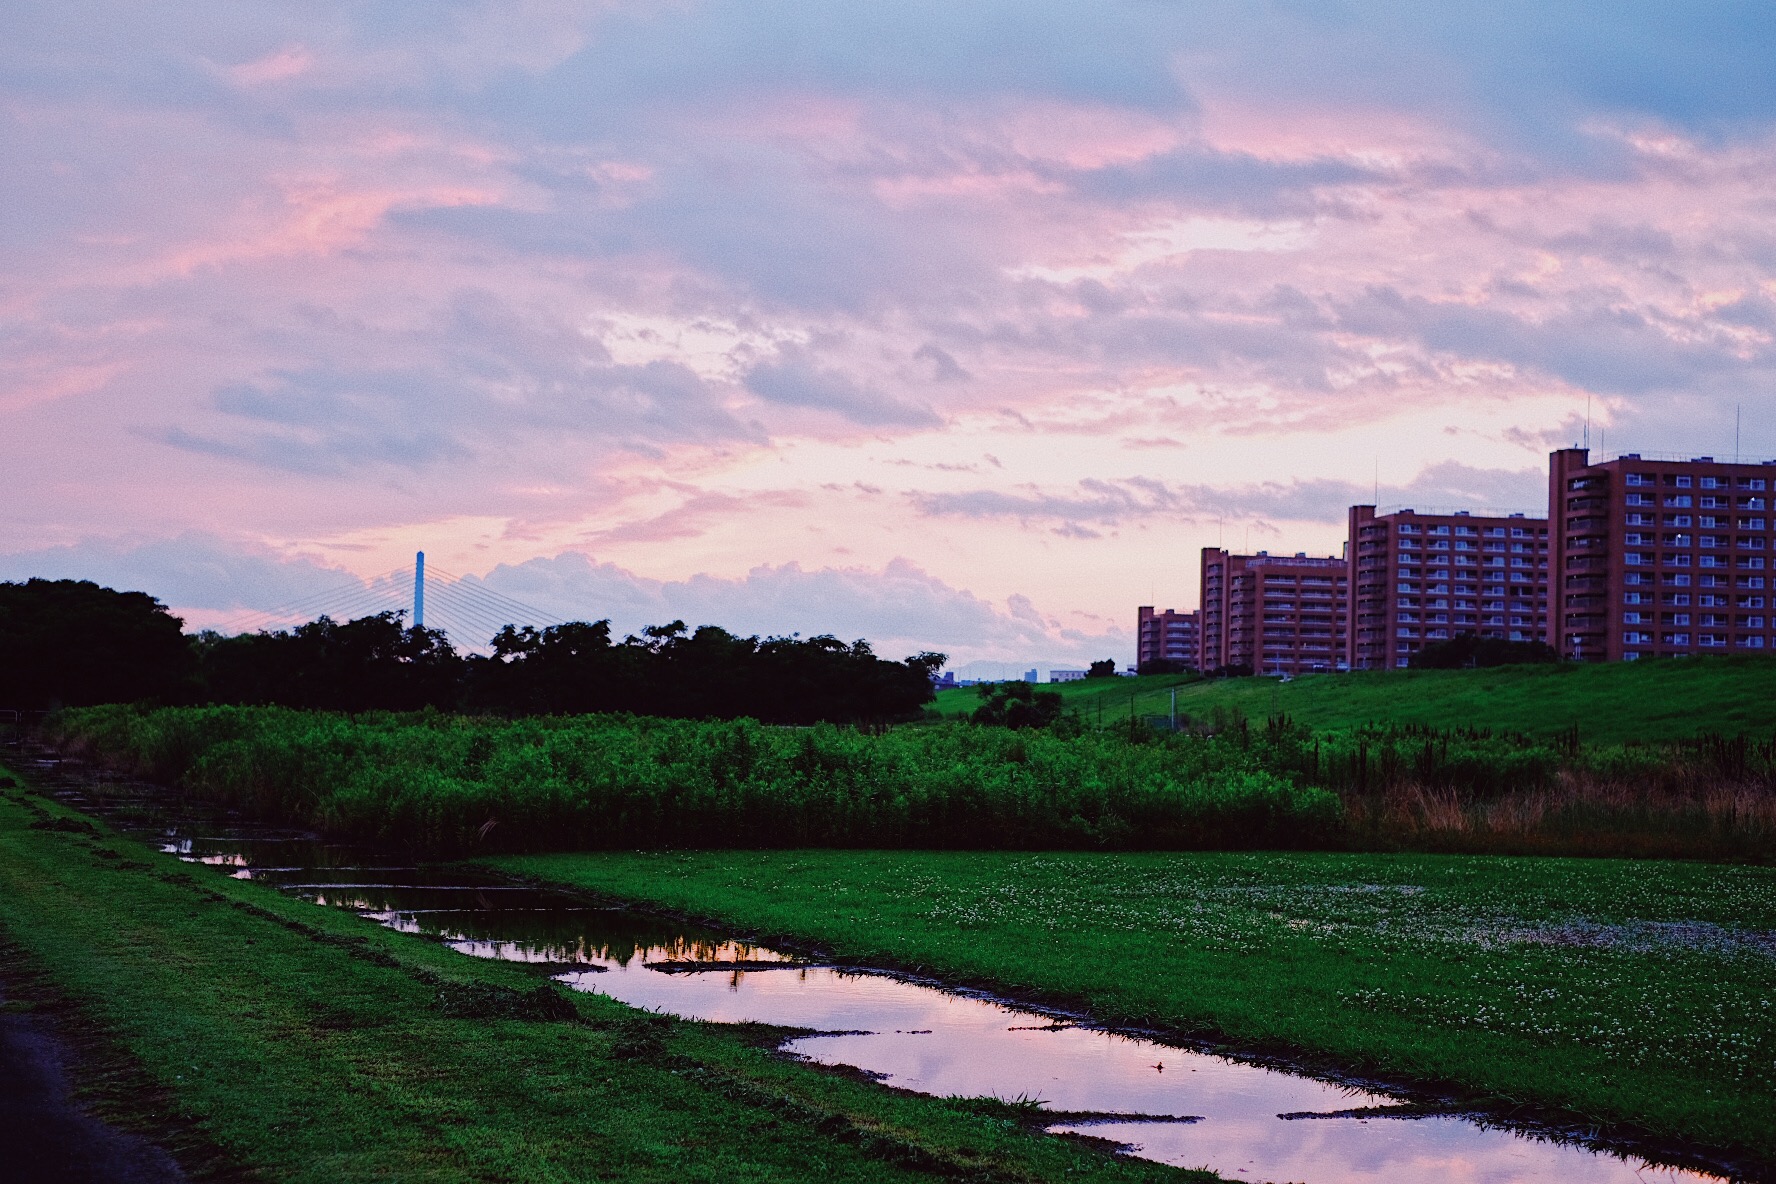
1200,549,1348,674
1136,606,1200,671
1550,448,1776,661
1346,505,1551,670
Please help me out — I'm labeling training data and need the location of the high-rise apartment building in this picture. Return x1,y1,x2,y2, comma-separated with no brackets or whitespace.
1200,549,1348,674
1550,448,1776,661
1136,606,1200,671
1346,505,1551,670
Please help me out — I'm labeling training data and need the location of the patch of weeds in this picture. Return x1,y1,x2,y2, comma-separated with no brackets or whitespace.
29,816,98,835
951,1095,1050,1122
305,1003,391,1032
609,1014,674,1060
426,977,580,1023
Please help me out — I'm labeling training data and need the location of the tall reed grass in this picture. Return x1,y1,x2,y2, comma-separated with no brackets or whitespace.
50,705,1339,855
47,705,1776,859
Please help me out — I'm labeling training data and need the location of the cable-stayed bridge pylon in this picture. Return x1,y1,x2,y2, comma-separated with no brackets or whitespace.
207,553,565,654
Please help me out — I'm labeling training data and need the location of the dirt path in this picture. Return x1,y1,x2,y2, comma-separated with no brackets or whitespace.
0,989,187,1184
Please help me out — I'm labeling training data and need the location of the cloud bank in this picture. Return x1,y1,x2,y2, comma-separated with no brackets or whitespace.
4,1,1775,658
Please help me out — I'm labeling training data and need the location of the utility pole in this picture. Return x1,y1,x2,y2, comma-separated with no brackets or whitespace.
414,551,426,630
1170,686,1177,732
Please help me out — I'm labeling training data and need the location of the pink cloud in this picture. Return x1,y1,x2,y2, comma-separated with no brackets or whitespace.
226,44,314,86
7,1,1776,658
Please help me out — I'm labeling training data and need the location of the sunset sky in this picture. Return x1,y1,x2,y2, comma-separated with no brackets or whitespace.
6,1,1776,671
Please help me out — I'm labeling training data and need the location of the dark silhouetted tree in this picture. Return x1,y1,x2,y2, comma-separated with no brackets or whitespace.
0,579,194,709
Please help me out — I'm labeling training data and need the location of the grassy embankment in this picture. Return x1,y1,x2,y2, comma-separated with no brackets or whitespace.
498,848,1776,1175
933,655,1776,745
0,762,1207,1184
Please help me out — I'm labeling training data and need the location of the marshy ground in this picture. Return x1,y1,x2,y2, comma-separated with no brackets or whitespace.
500,848,1776,1174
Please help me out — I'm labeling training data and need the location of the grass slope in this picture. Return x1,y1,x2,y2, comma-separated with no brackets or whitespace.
933,656,1776,744
499,848,1776,1173
0,765,1208,1184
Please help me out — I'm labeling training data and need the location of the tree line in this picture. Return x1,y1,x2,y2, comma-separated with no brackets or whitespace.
0,579,943,724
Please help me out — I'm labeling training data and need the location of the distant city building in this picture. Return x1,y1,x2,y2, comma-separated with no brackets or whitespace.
1550,448,1776,661
1024,668,1039,683
1138,447,1776,674
1136,606,1200,671
931,670,957,689
1346,505,1550,670
1200,549,1349,675
1049,669,1087,682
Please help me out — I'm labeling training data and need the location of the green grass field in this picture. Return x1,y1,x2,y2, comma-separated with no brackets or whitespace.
933,655,1776,745
500,848,1776,1174
0,764,1206,1183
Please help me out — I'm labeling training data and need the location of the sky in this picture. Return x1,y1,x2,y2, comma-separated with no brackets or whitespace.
6,1,1776,672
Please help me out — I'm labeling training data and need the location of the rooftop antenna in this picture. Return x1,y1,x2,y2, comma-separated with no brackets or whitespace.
1584,395,1591,452
413,551,425,630
1737,403,1742,464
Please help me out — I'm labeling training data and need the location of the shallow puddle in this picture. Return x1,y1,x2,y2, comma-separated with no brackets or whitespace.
43,775,1732,1184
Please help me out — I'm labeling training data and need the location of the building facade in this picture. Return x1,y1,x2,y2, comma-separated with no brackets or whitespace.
1136,606,1200,671
1200,549,1348,674
1346,505,1551,670
1550,448,1776,661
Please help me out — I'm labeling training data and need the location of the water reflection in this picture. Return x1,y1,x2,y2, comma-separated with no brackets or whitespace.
43,775,1731,1184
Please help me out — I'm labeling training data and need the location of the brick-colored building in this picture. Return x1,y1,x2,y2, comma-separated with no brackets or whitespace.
1346,505,1551,670
1200,549,1348,675
1136,606,1200,671
1550,448,1776,661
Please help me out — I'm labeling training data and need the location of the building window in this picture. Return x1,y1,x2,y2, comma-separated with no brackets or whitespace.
1665,495,1694,507
1626,473,1655,487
